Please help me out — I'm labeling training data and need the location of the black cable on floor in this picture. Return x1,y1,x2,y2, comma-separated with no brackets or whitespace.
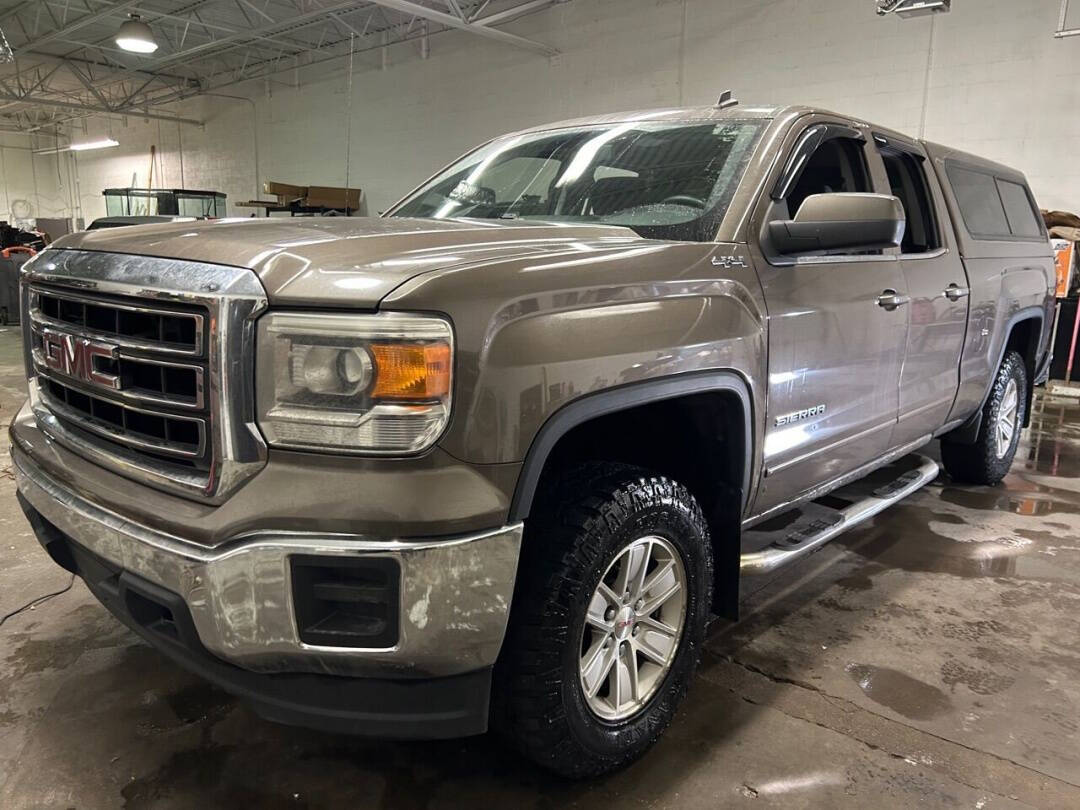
0,573,76,629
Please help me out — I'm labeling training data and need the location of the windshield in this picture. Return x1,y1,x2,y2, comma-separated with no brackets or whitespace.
388,119,766,242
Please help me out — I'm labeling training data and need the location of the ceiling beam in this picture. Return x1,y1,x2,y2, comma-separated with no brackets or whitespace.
0,1,37,25
17,0,144,51
0,90,203,126
366,0,558,55
7,50,198,86
474,0,559,27
1,0,564,121
135,0,376,72
27,0,309,66
66,61,116,109
22,109,101,134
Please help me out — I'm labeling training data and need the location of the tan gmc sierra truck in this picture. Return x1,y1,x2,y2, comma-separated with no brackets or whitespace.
12,102,1053,776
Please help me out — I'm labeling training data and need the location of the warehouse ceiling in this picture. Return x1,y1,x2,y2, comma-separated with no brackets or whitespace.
0,0,567,134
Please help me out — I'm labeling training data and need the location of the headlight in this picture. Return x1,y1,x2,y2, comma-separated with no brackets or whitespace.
256,311,453,453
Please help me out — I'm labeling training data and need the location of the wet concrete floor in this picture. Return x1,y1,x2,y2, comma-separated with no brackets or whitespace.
1,327,1079,808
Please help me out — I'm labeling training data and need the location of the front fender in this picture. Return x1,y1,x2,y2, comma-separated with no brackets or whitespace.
381,241,767,467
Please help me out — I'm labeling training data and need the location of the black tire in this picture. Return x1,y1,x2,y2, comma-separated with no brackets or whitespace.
493,462,713,778
941,350,1027,485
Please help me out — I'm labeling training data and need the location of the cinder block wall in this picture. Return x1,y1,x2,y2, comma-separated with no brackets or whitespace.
38,0,1080,221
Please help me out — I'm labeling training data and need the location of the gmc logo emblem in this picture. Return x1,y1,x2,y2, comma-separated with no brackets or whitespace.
40,328,121,390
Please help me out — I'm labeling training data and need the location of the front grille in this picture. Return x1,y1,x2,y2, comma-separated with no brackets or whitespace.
112,356,203,408
35,290,203,354
40,377,205,462
21,249,267,503
29,285,211,472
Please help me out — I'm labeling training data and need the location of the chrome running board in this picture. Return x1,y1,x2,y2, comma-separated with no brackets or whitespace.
740,454,939,576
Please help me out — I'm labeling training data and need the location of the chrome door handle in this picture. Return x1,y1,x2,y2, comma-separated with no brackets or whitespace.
943,284,970,301
876,289,910,310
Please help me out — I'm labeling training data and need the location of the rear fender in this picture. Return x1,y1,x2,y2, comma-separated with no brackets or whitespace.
949,307,1044,443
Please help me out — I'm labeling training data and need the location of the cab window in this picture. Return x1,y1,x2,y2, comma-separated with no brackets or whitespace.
880,149,941,254
786,137,871,217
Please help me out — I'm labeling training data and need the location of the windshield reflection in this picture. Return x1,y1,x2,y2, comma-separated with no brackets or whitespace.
389,119,766,243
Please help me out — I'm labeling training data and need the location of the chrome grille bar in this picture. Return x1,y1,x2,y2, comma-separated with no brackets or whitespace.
30,286,204,356
37,379,206,460
31,339,206,411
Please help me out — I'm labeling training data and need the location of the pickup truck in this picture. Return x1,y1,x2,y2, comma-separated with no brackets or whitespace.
11,103,1054,777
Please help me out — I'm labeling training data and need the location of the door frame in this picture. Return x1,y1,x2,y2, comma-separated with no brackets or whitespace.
871,130,959,260
752,114,897,267
742,113,908,518
874,129,970,444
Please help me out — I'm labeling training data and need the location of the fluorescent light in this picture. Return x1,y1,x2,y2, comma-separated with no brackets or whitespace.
32,138,119,155
69,138,119,152
115,15,158,54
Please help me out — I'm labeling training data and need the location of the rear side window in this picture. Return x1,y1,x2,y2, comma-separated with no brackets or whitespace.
996,179,1043,238
946,162,1044,240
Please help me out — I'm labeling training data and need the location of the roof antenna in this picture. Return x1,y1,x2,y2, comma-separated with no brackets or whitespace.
716,90,738,109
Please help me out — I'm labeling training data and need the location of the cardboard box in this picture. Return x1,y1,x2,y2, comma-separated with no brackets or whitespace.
263,181,306,202
261,180,362,210
305,185,362,210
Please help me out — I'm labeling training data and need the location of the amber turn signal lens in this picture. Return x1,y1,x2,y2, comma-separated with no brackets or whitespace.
370,342,451,400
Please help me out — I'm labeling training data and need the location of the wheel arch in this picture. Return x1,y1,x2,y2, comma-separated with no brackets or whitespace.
508,371,754,619
949,306,1044,444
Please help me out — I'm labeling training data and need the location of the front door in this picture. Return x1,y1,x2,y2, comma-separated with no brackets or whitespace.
877,137,970,446
748,121,909,517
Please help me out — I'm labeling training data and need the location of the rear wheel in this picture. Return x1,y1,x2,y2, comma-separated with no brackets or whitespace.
493,463,713,777
941,350,1027,485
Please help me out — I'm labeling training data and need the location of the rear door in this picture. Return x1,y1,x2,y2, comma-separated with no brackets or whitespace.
748,117,909,517
875,135,970,447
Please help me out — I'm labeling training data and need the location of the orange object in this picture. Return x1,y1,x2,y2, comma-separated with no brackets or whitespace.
371,342,451,400
1,246,36,259
1053,240,1074,298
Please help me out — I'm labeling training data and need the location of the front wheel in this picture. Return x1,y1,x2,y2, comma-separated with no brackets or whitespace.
493,463,713,777
941,349,1027,485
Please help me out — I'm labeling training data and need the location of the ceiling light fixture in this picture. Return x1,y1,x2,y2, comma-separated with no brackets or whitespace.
115,14,158,54
69,138,120,151
34,139,120,156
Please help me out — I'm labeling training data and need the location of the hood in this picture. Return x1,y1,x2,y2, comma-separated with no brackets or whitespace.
50,217,641,307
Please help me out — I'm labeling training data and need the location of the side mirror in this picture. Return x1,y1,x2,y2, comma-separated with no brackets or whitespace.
768,193,906,256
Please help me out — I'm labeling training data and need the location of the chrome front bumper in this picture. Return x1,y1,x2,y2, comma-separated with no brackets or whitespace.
13,438,523,679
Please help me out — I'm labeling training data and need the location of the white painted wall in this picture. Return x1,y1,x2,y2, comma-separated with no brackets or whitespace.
0,133,68,226
42,98,259,224
53,0,1080,222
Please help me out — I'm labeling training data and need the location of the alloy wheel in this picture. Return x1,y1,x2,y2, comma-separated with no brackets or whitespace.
578,535,687,722
995,377,1019,459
